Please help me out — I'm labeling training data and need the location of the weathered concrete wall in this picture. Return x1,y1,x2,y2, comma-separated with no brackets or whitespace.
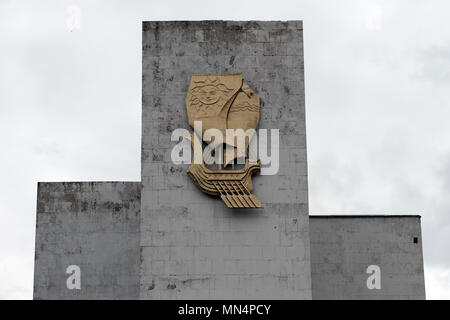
140,21,311,299
34,182,141,299
33,20,427,301
309,216,426,300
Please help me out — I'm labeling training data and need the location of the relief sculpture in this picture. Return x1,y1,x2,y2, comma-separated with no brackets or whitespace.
185,74,263,208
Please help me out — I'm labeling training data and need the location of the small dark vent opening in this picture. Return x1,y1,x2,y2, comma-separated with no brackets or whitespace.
413,237,418,244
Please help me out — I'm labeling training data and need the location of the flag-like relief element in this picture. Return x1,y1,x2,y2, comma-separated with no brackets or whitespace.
185,74,263,208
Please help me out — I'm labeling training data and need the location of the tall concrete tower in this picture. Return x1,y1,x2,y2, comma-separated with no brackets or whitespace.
140,21,311,299
33,21,425,300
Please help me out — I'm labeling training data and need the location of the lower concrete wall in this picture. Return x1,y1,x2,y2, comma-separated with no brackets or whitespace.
309,216,426,300
33,184,427,300
33,182,141,299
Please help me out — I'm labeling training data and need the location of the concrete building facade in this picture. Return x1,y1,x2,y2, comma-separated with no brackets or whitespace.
34,182,141,299
141,20,310,299
33,21,426,300
310,216,425,299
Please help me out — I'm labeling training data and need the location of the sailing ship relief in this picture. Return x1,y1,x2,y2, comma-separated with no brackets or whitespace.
185,74,263,208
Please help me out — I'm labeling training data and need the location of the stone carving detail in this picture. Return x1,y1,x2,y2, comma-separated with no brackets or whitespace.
185,74,263,208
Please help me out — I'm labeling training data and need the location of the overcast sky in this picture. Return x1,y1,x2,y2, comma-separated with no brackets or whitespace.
1,0,449,299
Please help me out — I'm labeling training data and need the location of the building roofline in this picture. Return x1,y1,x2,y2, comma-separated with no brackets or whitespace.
38,181,141,184
309,214,421,218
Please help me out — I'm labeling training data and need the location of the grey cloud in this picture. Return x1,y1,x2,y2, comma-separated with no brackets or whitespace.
416,45,450,84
